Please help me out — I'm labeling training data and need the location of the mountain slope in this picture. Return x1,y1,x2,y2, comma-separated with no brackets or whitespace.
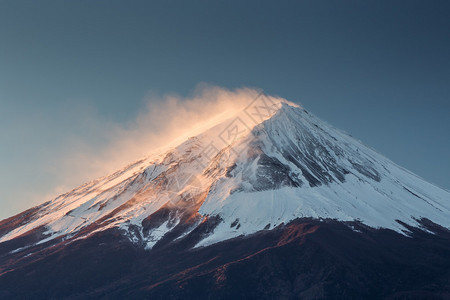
1,219,449,299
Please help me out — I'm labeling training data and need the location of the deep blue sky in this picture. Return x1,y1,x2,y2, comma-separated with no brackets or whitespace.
1,0,449,219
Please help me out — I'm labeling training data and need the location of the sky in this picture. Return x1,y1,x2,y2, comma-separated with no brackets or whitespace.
0,0,449,219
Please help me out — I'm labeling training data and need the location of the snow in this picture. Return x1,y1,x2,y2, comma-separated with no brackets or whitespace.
1,96,449,250
197,172,449,247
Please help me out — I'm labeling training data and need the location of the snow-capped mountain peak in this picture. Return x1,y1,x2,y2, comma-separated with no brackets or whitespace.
1,95,449,250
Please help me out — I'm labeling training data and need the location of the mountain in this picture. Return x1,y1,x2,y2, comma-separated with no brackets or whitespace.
1,94,449,299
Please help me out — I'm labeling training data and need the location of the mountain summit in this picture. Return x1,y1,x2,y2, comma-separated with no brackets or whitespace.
1,93,449,299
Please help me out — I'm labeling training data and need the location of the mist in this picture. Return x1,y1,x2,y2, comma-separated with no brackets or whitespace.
0,85,274,219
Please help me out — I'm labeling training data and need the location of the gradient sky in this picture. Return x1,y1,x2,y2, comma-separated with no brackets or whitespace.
1,0,449,219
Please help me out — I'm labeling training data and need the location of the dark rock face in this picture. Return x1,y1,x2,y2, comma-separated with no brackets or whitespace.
1,219,449,300
254,153,302,191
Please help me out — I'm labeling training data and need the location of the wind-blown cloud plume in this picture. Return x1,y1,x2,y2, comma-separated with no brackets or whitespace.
32,85,277,209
